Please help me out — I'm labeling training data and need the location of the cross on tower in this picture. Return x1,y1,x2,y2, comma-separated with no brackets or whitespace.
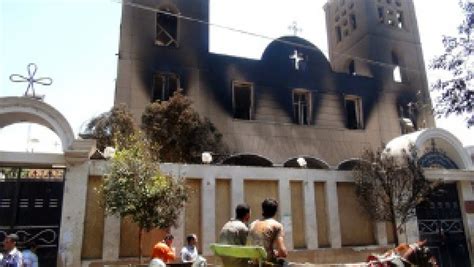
288,21,302,36
289,50,304,70
10,63,53,100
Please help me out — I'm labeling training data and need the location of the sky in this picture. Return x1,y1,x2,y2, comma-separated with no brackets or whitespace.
0,0,472,153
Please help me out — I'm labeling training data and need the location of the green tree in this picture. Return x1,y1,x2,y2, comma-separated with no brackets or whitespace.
353,146,439,245
430,0,473,126
100,133,188,263
80,103,137,151
142,90,225,163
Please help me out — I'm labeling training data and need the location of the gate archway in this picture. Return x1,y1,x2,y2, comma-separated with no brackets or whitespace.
0,96,95,267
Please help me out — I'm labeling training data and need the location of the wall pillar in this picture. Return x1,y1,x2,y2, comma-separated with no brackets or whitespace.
201,175,216,256
231,176,244,214
399,217,420,244
102,215,121,261
325,181,341,248
171,211,185,252
279,179,294,250
375,222,388,246
57,161,90,267
303,179,318,249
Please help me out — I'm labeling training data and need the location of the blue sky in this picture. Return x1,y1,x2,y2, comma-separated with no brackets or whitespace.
0,0,472,152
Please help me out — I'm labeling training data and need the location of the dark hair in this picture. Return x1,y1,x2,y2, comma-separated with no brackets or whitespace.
164,233,174,241
26,241,37,249
235,203,250,220
262,198,278,218
186,234,197,243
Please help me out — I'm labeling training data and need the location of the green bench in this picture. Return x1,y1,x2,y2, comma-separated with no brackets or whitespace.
209,244,267,267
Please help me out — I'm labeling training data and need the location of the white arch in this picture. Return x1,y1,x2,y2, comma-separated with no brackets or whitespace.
385,128,472,170
0,97,75,151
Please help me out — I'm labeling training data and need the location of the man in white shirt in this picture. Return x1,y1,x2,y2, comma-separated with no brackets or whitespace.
0,234,23,267
180,234,206,266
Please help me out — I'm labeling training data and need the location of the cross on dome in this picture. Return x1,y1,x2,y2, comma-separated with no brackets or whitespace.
289,50,304,70
288,21,302,36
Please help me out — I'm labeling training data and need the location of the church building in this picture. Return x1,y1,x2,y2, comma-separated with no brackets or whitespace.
110,0,473,266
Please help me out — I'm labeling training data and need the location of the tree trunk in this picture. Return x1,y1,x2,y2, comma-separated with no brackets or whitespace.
391,204,399,245
139,227,143,263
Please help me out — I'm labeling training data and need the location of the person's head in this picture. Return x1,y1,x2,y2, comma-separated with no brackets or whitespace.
26,241,37,252
262,198,278,218
186,234,197,246
3,234,19,252
164,233,174,246
235,203,251,223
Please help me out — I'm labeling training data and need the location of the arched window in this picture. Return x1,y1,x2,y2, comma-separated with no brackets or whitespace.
392,52,402,82
156,6,179,47
348,60,356,75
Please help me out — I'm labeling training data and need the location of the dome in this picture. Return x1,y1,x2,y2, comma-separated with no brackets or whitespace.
260,36,331,71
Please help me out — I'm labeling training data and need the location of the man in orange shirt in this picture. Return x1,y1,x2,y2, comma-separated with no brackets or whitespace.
151,234,176,263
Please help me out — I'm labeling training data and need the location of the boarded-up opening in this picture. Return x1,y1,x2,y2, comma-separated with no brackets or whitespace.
119,216,167,258
215,179,231,240
290,181,306,248
81,176,104,259
315,182,329,247
185,179,202,252
244,180,278,222
386,221,395,244
338,183,375,246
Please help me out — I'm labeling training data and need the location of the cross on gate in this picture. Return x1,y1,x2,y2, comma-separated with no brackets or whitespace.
9,63,53,100
289,50,304,70
288,21,302,36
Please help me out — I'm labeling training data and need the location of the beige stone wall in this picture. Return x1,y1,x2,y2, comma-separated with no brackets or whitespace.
185,179,202,252
215,179,231,240
315,182,330,247
82,176,105,259
337,183,375,246
291,181,306,248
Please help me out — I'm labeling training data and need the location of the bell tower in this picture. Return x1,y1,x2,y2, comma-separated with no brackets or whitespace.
324,0,435,128
115,0,210,116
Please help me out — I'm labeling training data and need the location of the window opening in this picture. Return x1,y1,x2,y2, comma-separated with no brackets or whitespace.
348,60,356,75
233,82,253,120
293,90,311,125
152,73,179,102
156,9,178,47
378,7,385,23
350,14,357,30
345,96,363,129
396,11,403,28
392,52,402,82
336,26,342,42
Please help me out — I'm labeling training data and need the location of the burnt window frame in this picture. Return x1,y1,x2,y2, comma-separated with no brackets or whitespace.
155,7,180,47
232,81,254,120
344,95,364,130
151,72,180,102
292,89,312,125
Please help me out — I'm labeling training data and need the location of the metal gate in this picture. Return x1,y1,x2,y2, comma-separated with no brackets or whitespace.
0,166,65,267
416,183,470,267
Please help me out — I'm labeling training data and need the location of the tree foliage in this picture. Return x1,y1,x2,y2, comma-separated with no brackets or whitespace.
81,103,137,151
142,90,225,163
100,133,188,262
353,145,439,244
430,0,474,126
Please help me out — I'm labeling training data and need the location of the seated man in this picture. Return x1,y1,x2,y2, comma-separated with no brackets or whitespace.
218,203,251,267
151,234,176,264
180,234,207,266
248,198,287,264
